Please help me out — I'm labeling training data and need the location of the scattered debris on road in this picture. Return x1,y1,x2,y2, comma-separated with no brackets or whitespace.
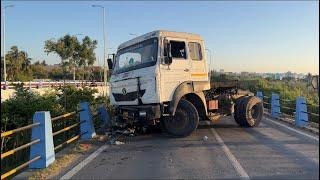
203,136,208,141
108,140,125,145
105,126,136,145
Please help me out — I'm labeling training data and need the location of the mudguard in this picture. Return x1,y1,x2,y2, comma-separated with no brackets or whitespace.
168,81,208,116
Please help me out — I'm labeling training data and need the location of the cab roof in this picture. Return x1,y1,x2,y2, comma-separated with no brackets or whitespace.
117,30,203,50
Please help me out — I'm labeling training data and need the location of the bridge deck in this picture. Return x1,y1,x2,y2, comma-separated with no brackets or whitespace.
61,116,319,179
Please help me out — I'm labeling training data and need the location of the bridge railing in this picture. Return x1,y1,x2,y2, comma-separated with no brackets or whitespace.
0,102,109,179
256,91,319,128
1,81,106,90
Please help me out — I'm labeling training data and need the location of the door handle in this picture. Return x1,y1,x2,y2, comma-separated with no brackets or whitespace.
184,68,189,72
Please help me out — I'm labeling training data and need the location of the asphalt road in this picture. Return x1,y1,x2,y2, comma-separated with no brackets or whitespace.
65,116,319,179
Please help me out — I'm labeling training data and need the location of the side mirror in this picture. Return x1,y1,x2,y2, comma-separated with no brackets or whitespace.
164,39,172,65
107,58,113,70
311,75,319,90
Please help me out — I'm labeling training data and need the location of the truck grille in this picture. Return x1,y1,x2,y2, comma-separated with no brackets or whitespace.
112,89,145,102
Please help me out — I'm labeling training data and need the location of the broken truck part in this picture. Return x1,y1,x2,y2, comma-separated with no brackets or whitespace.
107,30,264,137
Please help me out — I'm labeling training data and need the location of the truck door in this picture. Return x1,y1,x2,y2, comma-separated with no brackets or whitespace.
159,38,191,102
188,41,208,82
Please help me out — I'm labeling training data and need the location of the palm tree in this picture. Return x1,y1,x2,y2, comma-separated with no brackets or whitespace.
4,46,33,81
20,51,32,72
6,46,20,80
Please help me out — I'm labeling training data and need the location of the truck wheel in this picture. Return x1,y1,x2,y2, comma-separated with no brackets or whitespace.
163,99,199,137
234,96,248,125
236,96,263,127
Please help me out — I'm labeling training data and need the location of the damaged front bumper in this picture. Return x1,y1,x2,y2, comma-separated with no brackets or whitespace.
115,104,161,126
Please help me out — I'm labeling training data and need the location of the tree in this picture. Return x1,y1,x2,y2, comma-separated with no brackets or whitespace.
1,57,4,81
31,62,48,79
4,46,33,81
72,36,97,81
41,60,47,66
48,67,64,80
44,35,97,81
44,35,79,74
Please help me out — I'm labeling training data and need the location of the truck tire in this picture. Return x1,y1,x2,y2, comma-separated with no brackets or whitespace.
234,96,248,125
163,99,199,137
235,96,263,127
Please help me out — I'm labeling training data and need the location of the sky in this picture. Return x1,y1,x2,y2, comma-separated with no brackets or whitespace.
1,1,319,74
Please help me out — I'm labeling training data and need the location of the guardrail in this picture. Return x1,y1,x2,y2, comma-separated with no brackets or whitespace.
1,81,106,90
256,91,319,128
0,102,109,179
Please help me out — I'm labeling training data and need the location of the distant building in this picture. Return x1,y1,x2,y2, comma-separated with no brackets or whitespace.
240,72,249,77
285,71,294,78
274,73,283,80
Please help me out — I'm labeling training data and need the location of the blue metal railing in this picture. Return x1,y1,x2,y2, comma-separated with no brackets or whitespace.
256,91,319,128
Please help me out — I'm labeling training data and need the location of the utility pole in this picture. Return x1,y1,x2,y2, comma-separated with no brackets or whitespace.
2,5,15,82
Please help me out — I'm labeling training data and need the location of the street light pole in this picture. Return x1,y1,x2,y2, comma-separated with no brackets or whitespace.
103,7,107,91
2,5,14,82
92,5,107,96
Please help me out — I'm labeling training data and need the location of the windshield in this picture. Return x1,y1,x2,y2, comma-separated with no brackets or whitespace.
113,38,158,74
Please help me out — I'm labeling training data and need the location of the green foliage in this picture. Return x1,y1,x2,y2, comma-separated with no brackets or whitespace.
44,35,98,81
31,61,48,79
210,73,319,123
253,78,319,105
3,46,33,81
209,70,239,82
2,34,99,82
44,35,79,62
1,84,110,176
1,84,64,131
254,78,319,123
54,85,98,111
48,67,65,80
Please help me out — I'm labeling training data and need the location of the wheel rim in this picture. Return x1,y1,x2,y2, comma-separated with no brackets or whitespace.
251,104,260,119
249,103,261,126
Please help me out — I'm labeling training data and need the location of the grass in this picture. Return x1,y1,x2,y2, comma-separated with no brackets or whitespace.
28,143,92,180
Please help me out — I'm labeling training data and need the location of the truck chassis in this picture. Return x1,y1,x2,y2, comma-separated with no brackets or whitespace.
111,80,263,137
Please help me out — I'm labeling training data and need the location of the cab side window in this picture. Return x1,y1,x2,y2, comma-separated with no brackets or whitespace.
188,42,202,61
170,41,186,59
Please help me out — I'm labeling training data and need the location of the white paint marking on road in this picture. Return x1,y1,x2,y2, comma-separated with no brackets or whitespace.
60,145,109,180
266,118,319,141
260,122,266,126
210,128,250,180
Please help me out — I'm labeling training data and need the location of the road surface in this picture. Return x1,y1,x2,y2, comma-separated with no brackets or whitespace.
62,116,319,179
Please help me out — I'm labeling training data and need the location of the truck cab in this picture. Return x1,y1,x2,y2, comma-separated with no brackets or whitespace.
108,30,263,137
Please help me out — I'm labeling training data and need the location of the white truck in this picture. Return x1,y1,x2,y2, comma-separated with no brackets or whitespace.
107,30,263,137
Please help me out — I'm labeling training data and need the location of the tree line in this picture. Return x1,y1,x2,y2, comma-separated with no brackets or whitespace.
1,34,103,82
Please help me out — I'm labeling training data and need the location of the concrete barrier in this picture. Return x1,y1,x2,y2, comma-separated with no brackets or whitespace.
256,91,317,129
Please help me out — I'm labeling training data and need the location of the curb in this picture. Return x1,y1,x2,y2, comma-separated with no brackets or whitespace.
263,111,319,135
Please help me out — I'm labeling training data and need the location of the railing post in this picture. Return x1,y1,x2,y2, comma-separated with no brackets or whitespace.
97,105,111,127
256,91,263,101
271,93,280,118
29,111,55,168
29,81,32,92
295,97,308,127
80,102,96,140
